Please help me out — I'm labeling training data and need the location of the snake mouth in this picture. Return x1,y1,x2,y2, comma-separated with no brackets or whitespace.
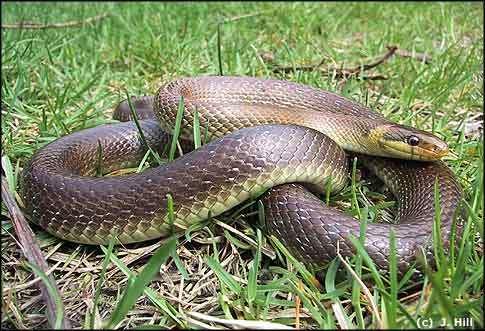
380,142,449,161
422,144,449,159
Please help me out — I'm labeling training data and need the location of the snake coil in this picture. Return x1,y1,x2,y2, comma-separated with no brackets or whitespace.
22,76,463,273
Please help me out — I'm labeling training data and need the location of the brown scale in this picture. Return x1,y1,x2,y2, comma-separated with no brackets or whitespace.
21,76,463,274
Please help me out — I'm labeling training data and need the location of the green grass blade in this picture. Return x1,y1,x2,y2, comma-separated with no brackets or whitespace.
387,230,398,329
1,155,17,195
247,228,262,304
99,245,183,326
217,22,223,75
166,193,175,235
125,91,148,147
325,259,356,329
90,235,116,329
206,256,241,294
25,262,65,330
269,235,321,292
347,235,385,289
193,106,201,149
125,90,163,166
350,156,361,219
432,178,444,270
105,237,177,328
136,149,152,174
95,140,103,177
171,248,189,281
168,96,185,161
223,230,252,250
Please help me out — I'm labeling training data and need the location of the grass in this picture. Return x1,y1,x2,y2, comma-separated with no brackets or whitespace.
1,2,483,329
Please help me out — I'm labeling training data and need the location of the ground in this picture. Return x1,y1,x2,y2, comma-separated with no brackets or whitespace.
1,2,483,329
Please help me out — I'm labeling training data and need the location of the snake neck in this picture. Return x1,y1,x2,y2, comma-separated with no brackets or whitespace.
304,113,387,157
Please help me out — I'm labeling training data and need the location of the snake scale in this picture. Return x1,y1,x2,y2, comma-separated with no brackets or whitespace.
21,76,463,272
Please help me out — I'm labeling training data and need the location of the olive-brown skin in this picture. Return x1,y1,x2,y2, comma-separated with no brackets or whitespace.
21,76,463,273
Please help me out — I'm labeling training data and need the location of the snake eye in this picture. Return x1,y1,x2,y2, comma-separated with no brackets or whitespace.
407,135,420,146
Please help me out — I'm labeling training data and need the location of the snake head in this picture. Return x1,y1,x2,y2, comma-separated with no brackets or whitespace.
372,124,449,161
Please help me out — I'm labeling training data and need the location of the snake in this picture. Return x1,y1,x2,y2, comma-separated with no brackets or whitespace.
21,76,463,272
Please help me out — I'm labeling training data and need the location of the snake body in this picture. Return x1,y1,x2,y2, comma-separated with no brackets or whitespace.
21,76,463,272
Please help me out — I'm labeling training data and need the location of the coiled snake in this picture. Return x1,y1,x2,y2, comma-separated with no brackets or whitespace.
21,76,463,272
